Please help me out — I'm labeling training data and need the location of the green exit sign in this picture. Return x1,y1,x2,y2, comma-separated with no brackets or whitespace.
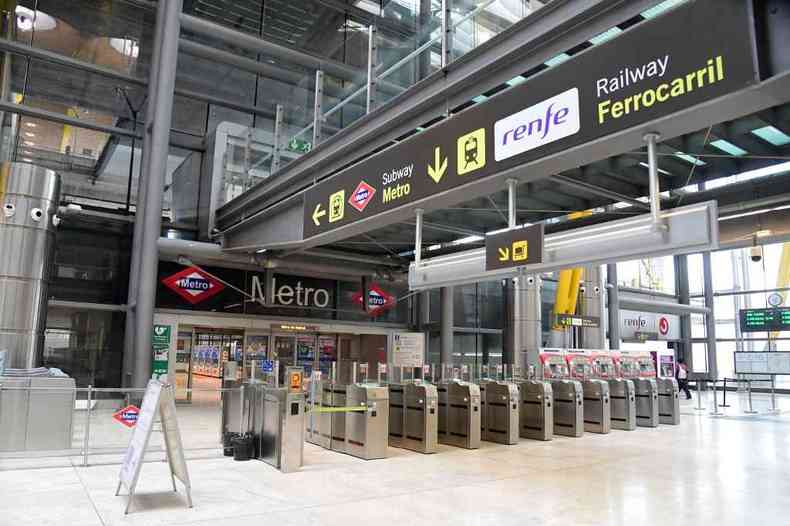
287,138,311,154
739,307,790,332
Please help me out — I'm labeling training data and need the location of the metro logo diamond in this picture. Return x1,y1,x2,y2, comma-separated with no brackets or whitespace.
349,181,376,212
112,405,140,428
352,284,395,315
162,267,225,305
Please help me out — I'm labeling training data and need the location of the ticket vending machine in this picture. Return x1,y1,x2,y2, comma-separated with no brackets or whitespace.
388,367,439,454
591,353,636,431
539,351,584,438
616,353,659,428
651,355,681,425
478,372,520,445
437,371,481,449
566,352,611,434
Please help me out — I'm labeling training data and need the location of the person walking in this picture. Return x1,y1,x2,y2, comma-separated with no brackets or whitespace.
676,358,691,399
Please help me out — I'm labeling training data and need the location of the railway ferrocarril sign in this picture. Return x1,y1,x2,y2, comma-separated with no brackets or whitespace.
303,0,758,238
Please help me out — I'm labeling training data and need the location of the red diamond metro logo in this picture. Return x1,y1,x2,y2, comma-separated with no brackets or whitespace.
348,181,376,212
162,267,225,305
112,405,140,428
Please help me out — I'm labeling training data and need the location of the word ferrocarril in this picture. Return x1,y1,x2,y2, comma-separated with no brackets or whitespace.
597,56,725,125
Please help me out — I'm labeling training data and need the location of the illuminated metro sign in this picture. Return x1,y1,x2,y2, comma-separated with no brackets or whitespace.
352,284,396,316
161,267,225,305
302,0,757,239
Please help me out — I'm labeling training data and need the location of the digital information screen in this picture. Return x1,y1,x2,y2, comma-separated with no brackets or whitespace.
738,307,790,333
734,352,790,375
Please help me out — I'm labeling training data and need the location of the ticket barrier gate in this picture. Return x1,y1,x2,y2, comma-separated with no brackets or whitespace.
388,382,438,454
222,365,306,473
345,384,389,460
539,351,584,437
515,380,553,441
567,354,611,434
616,355,659,428
479,380,519,445
437,380,481,449
590,354,636,431
657,377,681,425
305,376,332,449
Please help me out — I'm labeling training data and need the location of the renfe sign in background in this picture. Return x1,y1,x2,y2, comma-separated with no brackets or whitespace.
303,0,757,238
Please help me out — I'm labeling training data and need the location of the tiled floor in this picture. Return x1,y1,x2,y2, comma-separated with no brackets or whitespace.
1,392,788,526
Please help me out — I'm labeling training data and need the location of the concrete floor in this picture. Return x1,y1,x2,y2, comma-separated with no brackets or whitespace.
1,392,788,526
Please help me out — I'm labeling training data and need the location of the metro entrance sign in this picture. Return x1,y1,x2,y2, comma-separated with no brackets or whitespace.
302,0,757,239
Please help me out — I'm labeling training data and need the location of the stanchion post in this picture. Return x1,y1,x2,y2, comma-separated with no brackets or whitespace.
710,379,724,416
695,379,704,411
83,385,92,467
719,378,730,407
744,380,758,414
770,375,778,413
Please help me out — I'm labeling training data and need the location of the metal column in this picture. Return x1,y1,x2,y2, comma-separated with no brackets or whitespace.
581,265,605,349
366,25,377,113
441,0,453,68
702,252,718,380
644,133,662,228
516,275,542,371
440,287,453,366
131,0,183,389
123,0,166,387
313,70,324,146
606,263,620,350
271,104,284,174
675,254,692,364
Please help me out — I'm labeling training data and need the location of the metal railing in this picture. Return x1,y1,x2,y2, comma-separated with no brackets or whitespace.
0,384,240,467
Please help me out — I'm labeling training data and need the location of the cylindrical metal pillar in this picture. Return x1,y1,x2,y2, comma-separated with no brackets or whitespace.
674,254,692,364
132,0,183,389
440,286,453,366
515,274,542,370
0,162,60,368
581,265,605,349
644,133,661,226
702,252,718,380
606,263,620,350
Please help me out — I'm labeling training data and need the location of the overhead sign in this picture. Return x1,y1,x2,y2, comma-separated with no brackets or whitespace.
739,307,790,332
620,310,680,341
161,267,225,305
556,314,599,328
302,0,757,238
113,405,140,428
734,352,790,375
485,224,544,271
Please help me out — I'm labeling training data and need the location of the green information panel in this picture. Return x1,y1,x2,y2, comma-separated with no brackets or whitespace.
152,324,171,381
739,308,790,333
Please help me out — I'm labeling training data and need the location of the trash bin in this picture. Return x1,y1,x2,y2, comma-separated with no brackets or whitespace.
232,434,253,461
222,432,239,457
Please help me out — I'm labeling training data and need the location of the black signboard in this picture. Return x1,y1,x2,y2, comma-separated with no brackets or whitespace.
303,0,757,238
485,224,544,271
739,307,790,332
556,314,600,329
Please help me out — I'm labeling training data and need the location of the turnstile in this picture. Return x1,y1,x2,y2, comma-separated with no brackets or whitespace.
657,377,681,425
633,378,660,427
330,384,347,452
581,379,611,434
388,382,438,454
549,380,584,437
607,379,637,431
516,380,553,441
248,384,305,473
305,378,332,449
479,381,519,445
345,384,389,460
437,381,481,449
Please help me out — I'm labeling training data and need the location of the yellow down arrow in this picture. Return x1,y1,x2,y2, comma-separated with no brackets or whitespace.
428,146,448,183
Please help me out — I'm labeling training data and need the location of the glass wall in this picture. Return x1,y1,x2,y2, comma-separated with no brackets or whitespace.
617,255,676,294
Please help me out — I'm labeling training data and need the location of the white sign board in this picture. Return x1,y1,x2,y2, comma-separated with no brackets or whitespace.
392,333,425,368
735,352,790,375
620,310,680,341
117,380,192,514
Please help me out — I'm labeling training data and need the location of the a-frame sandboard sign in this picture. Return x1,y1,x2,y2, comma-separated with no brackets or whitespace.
116,379,193,514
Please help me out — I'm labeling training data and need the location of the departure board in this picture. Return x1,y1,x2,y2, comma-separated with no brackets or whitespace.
734,352,790,375
738,308,790,332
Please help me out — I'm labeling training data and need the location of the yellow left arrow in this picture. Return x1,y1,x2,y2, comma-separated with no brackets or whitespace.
312,203,326,226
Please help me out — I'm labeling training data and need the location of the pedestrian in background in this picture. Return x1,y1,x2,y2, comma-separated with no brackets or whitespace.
677,358,691,399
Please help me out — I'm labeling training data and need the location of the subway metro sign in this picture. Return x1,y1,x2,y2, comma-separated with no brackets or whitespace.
303,0,757,238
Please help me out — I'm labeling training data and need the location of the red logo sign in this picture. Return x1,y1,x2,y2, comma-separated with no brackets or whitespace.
658,317,669,335
352,284,395,316
348,181,376,212
162,267,225,305
112,405,140,428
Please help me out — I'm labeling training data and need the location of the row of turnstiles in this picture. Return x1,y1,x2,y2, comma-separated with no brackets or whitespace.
303,349,681,460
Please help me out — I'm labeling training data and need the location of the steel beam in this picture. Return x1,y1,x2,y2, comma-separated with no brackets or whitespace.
702,252,718,379
132,0,182,389
441,0,453,68
552,174,650,210
366,25,378,114
619,297,710,316
606,263,620,349
440,286,453,365
313,70,324,146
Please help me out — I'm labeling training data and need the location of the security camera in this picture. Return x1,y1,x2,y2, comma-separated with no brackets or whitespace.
750,246,763,263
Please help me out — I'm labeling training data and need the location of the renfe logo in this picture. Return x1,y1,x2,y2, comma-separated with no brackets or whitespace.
494,87,580,162
162,267,225,304
659,317,669,335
